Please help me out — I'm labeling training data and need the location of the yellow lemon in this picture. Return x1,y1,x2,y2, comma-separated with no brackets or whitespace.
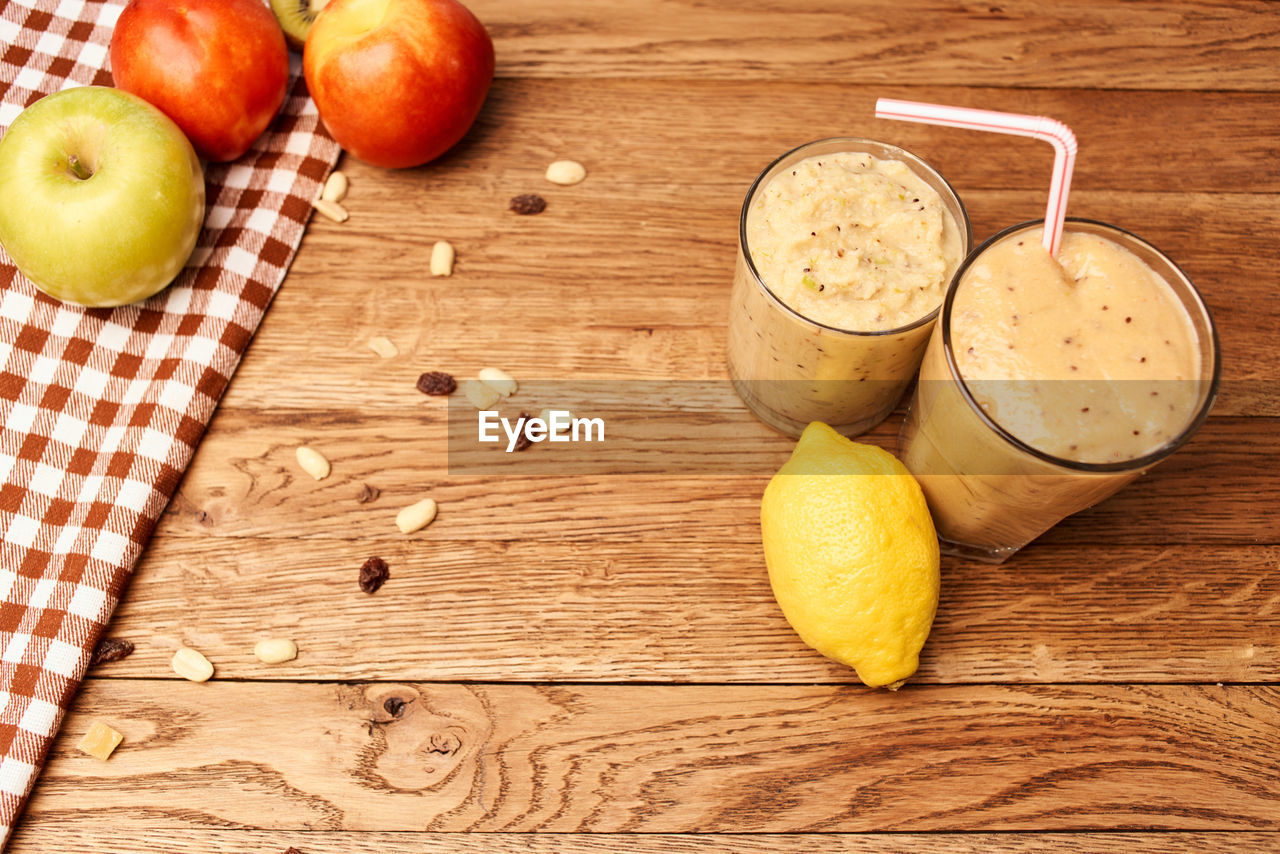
761,421,939,688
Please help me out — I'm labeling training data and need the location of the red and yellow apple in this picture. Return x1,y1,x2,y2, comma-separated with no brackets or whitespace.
0,87,205,307
304,0,494,169
110,0,290,162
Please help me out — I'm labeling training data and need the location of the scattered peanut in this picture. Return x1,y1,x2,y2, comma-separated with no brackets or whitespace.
254,638,299,664
462,379,502,409
296,446,331,480
367,336,399,359
539,408,574,432
321,170,348,203
477,367,518,397
545,159,587,185
171,646,214,682
430,240,455,277
77,721,123,760
312,198,349,223
396,497,438,534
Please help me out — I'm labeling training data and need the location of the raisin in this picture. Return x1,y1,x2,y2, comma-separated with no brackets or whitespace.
416,371,456,396
89,638,134,667
509,193,547,215
359,557,390,594
513,413,535,452
357,483,381,504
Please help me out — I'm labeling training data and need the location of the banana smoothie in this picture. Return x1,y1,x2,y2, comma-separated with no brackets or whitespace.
728,138,970,437
900,220,1219,561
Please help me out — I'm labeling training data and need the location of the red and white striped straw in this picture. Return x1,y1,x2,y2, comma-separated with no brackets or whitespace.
875,98,1078,257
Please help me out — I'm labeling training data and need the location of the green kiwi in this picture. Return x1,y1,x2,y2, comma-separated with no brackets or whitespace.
269,0,330,50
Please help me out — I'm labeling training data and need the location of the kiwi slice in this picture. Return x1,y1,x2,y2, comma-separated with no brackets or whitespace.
270,0,330,50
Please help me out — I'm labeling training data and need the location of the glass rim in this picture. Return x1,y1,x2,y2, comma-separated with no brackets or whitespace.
939,217,1223,474
738,136,974,338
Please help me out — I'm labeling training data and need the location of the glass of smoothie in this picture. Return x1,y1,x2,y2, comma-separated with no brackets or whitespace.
727,138,972,437
899,218,1221,563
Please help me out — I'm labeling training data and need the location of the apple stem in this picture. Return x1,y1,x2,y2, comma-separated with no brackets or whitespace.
67,154,92,181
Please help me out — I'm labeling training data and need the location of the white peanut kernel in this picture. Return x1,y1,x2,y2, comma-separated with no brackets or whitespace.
312,198,349,223
367,336,399,358
396,498,438,534
462,379,502,409
545,160,587,185
171,647,214,682
430,241,455,277
253,638,299,664
477,367,517,397
321,171,348,203
295,446,331,480
539,408,573,430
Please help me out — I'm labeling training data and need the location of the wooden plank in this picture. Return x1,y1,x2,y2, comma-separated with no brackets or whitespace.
153,414,1280,544
10,828,1280,854
230,183,1277,414
469,1,1280,90
25,682,1280,832
218,82,1280,416
94,540,1278,684
297,81,1280,195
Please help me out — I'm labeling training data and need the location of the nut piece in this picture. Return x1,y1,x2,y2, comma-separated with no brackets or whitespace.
430,240,455,277
312,198,349,223
509,193,546,215
254,638,299,664
396,497,438,534
357,483,381,504
512,412,535,452
545,159,587,185
477,367,517,397
172,646,214,682
296,446,331,481
359,556,391,593
90,637,135,667
540,408,574,438
416,371,457,396
367,336,398,359
321,170,348,203
462,379,502,409
77,721,124,761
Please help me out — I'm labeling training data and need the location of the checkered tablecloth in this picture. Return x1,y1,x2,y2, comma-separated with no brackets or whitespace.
0,0,341,842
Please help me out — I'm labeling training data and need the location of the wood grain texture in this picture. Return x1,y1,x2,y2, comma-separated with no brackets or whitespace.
27,5,1280,848
10,828,1280,854
233,190,1277,411
92,540,1278,683
303,81,1280,194
469,1,1280,90
24,682,1280,832
214,82,1279,415
152,413,1279,544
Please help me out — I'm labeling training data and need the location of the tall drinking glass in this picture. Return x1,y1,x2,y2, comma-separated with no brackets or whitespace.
899,219,1221,563
727,138,972,437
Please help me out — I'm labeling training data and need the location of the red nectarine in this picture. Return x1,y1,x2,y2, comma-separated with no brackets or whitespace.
303,0,494,169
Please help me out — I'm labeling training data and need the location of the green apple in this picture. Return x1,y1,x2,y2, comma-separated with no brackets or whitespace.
0,86,205,307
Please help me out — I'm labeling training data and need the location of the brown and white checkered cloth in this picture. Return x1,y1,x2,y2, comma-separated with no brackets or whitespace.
0,0,340,841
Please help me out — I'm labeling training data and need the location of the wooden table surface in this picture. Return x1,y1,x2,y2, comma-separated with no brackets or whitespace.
11,1,1280,850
